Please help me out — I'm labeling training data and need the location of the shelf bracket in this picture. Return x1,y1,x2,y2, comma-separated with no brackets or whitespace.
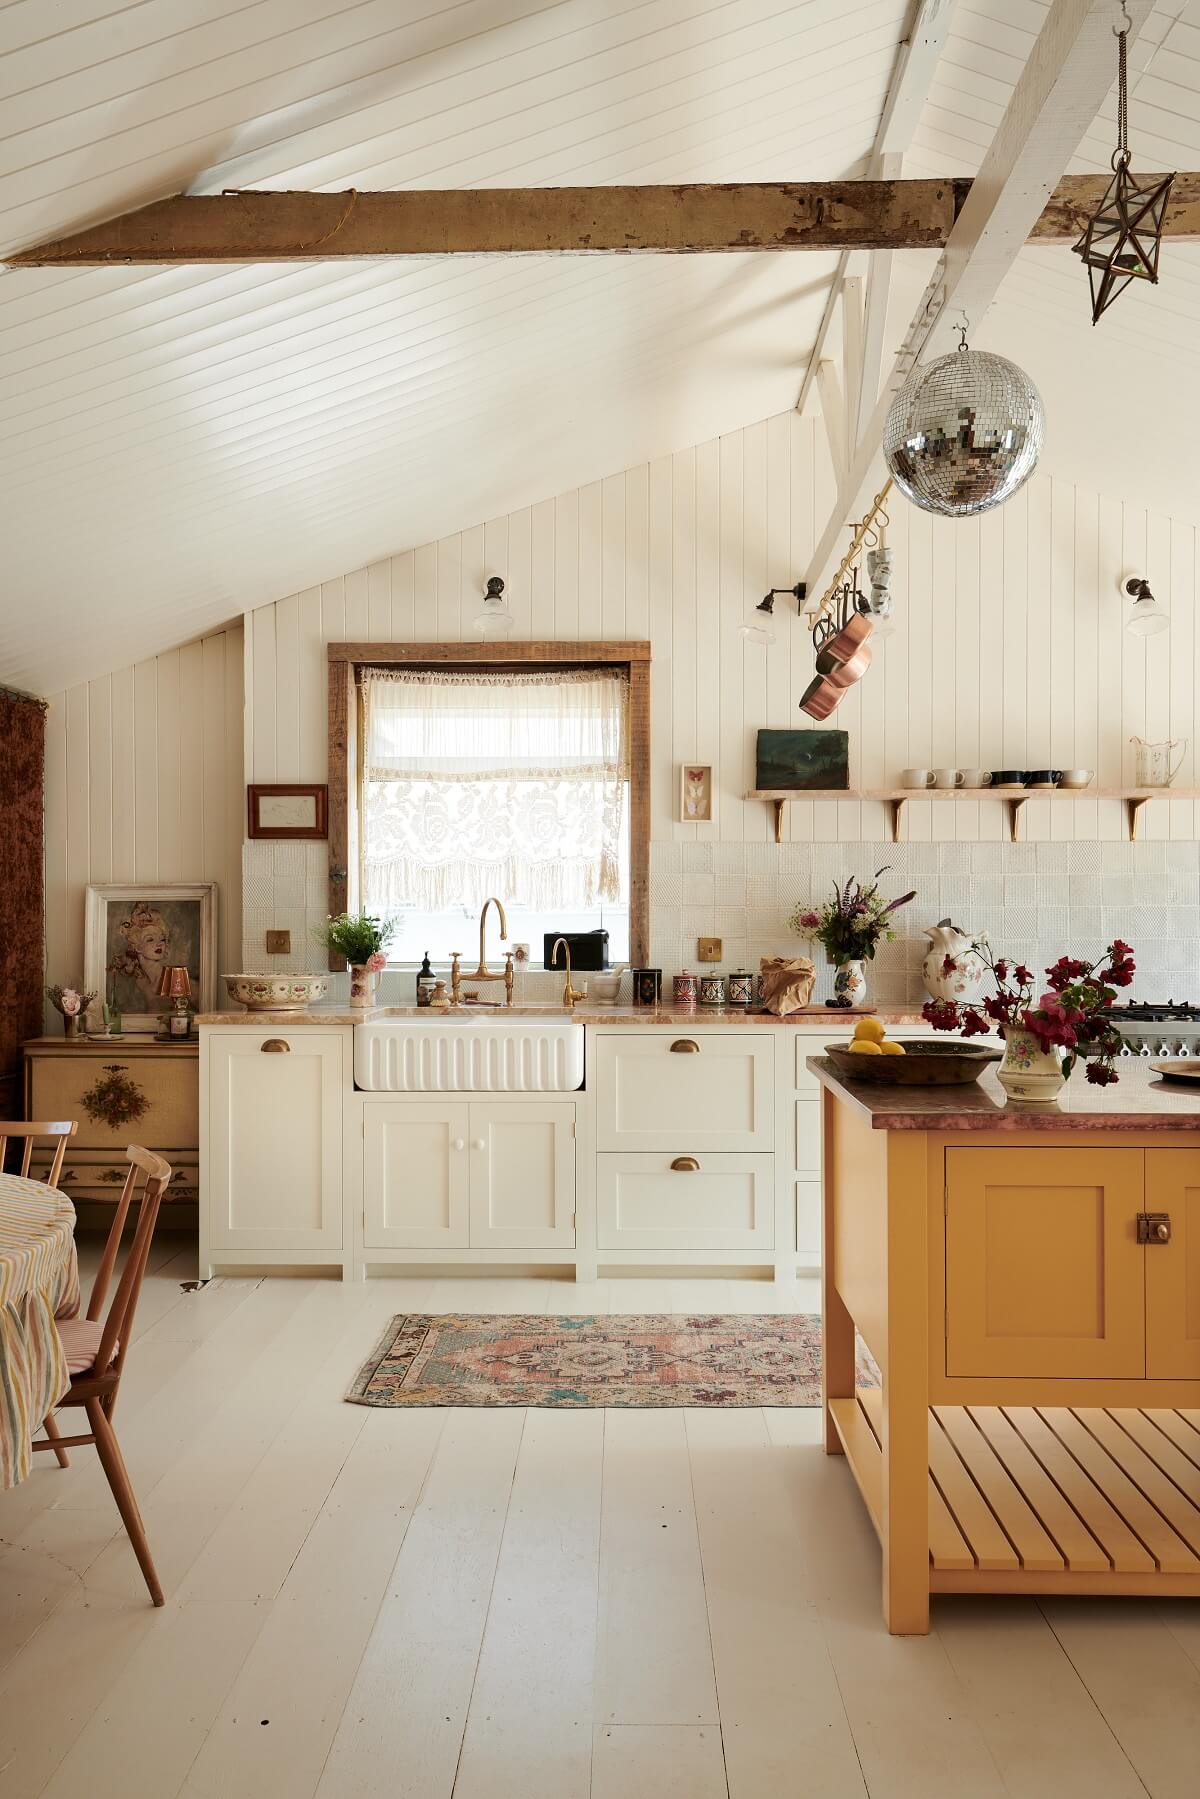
1127,796,1149,841
1007,796,1029,843
772,798,785,845
889,797,905,843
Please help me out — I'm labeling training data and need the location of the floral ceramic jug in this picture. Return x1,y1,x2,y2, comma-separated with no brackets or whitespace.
1130,735,1187,787
922,919,988,1005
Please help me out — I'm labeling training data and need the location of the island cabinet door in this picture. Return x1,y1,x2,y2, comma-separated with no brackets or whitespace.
1145,1149,1200,1378
944,1147,1145,1380
362,1102,470,1249
208,1032,342,1250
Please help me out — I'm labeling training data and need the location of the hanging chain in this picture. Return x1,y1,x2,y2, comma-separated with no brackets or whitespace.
1114,20,1131,169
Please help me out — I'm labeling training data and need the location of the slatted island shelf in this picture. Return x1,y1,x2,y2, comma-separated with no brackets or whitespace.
745,787,1200,843
810,1055,1200,1632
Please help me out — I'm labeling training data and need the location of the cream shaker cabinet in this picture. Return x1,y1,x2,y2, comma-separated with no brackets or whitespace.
363,1098,575,1251
204,1031,344,1256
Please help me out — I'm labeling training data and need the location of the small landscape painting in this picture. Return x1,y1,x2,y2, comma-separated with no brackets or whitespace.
755,729,849,791
85,884,216,1031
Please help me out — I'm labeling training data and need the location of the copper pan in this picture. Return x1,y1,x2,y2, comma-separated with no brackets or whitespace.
799,674,844,719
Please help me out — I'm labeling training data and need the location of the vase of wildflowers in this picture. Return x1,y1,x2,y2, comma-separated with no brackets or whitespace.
922,939,1135,1104
789,868,916,1008
313,913,396,1007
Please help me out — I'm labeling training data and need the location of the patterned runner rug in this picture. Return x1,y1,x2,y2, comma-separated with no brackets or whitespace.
347,1313,847,1408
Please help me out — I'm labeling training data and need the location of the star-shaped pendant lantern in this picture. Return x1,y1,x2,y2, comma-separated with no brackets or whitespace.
1073,159,1174,325
1072,17,1174,325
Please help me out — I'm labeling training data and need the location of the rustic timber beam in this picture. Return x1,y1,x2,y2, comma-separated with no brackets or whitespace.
7,173,1198,267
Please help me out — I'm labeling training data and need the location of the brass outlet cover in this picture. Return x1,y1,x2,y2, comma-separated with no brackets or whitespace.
265,929,292,954
697,937,722,963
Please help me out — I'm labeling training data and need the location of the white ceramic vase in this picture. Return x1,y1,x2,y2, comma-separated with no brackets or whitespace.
833,960,867,1007
922,920,987,1005
997,1025,1065,1105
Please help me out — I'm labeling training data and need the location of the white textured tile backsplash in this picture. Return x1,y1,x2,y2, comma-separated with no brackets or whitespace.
243,838,1200,1009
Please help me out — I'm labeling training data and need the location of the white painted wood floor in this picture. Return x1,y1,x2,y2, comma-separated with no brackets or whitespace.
3,1241,1199,1799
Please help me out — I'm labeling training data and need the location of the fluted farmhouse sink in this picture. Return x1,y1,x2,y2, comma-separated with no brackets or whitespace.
354,1014,585,1092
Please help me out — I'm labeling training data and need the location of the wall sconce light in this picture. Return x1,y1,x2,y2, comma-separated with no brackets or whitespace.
1123,574,1169,637
739,582,807,646
473,575,514,638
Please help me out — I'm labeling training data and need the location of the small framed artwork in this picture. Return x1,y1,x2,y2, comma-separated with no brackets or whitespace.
679,763,713,823
85,883,217,1032
248,783,329,840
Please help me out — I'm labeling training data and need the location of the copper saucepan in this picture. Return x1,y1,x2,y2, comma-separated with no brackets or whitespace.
800,674,843,719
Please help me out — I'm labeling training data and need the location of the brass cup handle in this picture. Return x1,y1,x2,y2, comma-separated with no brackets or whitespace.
670,1039,700,1054
260,1038,291,1053
670,1155,701,1171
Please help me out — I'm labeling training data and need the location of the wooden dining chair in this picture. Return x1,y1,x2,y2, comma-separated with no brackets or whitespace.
34,1144,173,1606
0,1120,77,1186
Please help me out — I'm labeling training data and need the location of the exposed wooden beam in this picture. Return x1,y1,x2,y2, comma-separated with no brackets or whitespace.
8,170,1198,269
803,0,1157,610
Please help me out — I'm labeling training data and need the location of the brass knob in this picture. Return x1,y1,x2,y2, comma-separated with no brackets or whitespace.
670,1155,701,1171
1155,1221,1170,1242
260,1038,290,1053
670,1039,700,1054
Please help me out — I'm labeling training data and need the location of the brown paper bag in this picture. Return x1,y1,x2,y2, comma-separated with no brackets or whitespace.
758,955,817,1016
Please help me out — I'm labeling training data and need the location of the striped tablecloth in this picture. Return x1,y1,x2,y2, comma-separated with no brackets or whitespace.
0,1173,79,1488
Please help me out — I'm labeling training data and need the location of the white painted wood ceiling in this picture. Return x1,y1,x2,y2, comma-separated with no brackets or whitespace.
1,0,1197,692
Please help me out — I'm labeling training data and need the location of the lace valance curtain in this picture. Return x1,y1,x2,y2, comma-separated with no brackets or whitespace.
360,667,629,913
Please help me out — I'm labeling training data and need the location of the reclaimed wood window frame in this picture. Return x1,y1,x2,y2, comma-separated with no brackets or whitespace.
327,641,651,970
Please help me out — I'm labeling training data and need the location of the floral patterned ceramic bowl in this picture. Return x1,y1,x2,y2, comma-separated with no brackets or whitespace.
223,973,330,1011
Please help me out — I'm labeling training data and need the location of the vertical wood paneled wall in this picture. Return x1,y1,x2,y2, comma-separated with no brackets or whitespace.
243,409,1197,844
43,627,244,1024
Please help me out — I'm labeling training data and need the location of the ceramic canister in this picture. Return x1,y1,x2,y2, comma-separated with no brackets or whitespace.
673,970,698,1006
633,966,662,1007
699,972,726,1007
726,970,754,1007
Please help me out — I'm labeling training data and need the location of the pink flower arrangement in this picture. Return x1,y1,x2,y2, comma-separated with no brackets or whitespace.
366,952,387,974
923,939,1136,1084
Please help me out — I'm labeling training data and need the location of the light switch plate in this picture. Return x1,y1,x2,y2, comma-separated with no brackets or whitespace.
697,937,722,962
265,929,291,954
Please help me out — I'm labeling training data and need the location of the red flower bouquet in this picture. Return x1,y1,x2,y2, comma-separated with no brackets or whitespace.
922,939,1135,1085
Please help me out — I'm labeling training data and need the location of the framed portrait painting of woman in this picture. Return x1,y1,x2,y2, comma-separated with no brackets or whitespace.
84,884,217,1032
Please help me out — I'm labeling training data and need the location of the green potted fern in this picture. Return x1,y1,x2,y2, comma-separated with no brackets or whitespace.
313,913,397,1007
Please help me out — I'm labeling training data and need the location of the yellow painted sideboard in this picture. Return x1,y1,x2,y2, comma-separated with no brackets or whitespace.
22,1037,198,1210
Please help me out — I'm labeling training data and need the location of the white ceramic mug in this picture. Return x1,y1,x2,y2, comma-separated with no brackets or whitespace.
900,768,935,788
956,768,991,788
931,768,964,789
1058,769,1093,789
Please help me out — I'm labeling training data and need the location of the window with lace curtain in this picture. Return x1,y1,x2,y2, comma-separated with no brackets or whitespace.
357,665,631,964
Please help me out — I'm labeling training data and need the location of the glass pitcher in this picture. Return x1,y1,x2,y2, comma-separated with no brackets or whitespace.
1130,735,1187,787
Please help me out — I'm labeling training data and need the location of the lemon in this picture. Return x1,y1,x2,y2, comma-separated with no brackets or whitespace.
853,1016,887,1044
878,1040,906,1056
847,1039,883,1055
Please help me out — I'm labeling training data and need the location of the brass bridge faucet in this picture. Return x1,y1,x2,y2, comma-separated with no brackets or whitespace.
551,937,585,1012
451,896,514,1006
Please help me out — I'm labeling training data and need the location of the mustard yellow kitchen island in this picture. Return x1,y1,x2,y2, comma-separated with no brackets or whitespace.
810,1056,1200,1633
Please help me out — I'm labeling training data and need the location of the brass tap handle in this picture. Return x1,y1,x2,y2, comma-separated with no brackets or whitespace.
449,952,463,1007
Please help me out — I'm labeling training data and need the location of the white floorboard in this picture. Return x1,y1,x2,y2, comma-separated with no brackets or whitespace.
2,1245,1197,1799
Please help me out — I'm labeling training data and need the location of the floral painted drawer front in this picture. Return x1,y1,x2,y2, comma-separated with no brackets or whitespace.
27,1047,197,1150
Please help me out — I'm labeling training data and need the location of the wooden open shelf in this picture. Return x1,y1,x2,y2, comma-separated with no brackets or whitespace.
746,787,1200,845
831,1388,1200,1597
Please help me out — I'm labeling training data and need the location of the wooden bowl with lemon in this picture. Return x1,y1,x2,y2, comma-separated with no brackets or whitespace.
824,1017,1000,1085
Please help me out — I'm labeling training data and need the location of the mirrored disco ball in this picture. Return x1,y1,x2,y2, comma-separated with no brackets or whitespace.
883,349,1044,517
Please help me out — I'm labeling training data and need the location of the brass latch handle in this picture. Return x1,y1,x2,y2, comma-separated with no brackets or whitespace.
260,1038,291,1054
1137,1211,1171,1243
670,1155,701,1171
670,1039,700,1054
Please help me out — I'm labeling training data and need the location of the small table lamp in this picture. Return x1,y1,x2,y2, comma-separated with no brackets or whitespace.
157,965,193,1037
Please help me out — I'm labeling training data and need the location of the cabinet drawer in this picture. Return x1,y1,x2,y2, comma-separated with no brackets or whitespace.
28,1050,198,1149
597,1152,774,1251
595,1035,772,1151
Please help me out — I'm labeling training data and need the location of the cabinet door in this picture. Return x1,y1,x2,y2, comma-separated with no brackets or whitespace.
1146,1149,1200,1378
363,1102,470,1249
208,1033,342,1250
596,1035,773,1151
596,1153,774,1251
945,1147,1145,1379
469,1103,575,1248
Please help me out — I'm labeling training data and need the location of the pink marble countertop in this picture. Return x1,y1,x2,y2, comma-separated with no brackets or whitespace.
808,1056,1200,1131
195,1003,941,1027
